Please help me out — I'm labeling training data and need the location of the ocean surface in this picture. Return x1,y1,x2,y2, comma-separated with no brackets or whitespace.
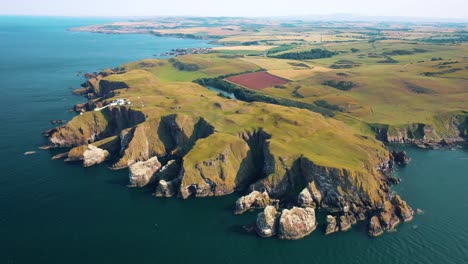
0,16,467,264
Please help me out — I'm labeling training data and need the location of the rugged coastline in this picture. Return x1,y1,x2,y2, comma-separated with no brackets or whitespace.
41,17,467,240
39,67,463,240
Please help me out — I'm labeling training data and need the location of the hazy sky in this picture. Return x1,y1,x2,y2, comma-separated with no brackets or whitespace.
0,0,466,19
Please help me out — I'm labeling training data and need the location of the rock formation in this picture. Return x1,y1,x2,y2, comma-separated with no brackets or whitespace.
297,187,316,208
128,157,161,187
278,207,317,240
235,191,272,214
392,150,411,164
255,205,279,238
392,195,414,222
325,215,339,235
368,216,384,237
83,145,109,167
339,214,357,232
154,178,181,197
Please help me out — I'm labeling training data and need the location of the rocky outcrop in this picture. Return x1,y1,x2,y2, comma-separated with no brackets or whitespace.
368,216,384,237
128,157,161,187
113,119,170,169
278,207,317,240
155,160,181,181
235,191,272,214
339,214,357,232
178,133,256,198
47,106,145,148
256,205,279,238
372,111,468,147
392,195,414,222
392,150,411,164
297,187,316,208
83,145,109,167
325,215,339,235
379,202,401,231
154,177,182,197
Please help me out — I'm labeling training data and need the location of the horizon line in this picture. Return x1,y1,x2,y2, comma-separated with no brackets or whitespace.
0,13,467,22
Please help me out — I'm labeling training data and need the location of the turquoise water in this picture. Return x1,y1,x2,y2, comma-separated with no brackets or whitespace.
1,16,467,264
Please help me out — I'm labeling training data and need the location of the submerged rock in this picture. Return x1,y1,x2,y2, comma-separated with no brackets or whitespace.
235,191,272,214
368,216,384,237
128,157,161,187
83,144,109,167
255,205,279,238
278,207,317,240
325,215,339,235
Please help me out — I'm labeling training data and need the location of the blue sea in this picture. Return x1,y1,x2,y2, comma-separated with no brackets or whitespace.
0,16,467,264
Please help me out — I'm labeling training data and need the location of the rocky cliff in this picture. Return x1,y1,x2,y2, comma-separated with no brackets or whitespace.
372,111,468,147
44,69,417,239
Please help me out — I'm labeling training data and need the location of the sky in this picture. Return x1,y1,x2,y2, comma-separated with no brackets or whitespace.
0,0,467,20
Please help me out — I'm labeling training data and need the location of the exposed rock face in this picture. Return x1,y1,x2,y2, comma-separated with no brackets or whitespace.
128,157,161,187
372,112,468,146
278,207,317,240
178,133,255,199
392,150,411,164
379,203,401,231
155,160,181,181
235,191,271,214
339,214,357,232
297,188,316,208
47,106,145,148
392,195,414,222
255,205,279,238
154,178,181,197
368,216,384,237
325,215,339,235
83,145,109,167
113,119,170,169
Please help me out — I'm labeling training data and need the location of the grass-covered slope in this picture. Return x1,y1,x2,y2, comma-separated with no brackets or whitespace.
48,69,394,214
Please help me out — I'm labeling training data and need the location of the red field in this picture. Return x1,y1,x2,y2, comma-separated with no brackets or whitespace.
225,71,289,90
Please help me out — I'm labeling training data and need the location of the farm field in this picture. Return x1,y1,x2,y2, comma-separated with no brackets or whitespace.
225,71,290,90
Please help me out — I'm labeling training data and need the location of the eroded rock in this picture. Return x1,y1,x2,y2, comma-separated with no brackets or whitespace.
128,157,161,187
278,207,317,240
392,195,414,222
339,214,357,232
392,150,411,164
368,216,384,237
154,177,181,197
83,144,109,167
255,205,279,238
325,215,339,235
297,188,316,208
235,191,271,214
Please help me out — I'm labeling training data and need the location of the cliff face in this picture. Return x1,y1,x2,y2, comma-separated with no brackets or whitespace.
48,107,145,148
179,133,256,198
372,111,468,146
